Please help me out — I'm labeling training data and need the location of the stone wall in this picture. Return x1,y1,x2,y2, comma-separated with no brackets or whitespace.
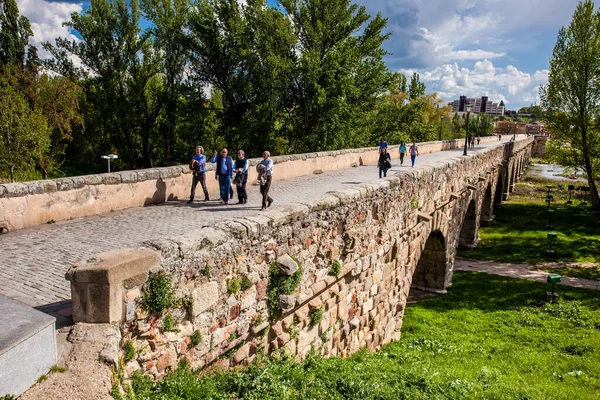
66,137,535,379
0,136,508,232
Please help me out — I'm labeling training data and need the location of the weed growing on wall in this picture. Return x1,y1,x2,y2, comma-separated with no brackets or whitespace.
142,271,176,314
123,340,136,362
267,259,304,320
310,307,324,326
189,330,202,348
240,275,253,291
228,278,241,295
162,315,177,332
329,261,341,276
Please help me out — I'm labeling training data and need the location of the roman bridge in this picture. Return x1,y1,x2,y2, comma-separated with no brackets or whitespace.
0,135,542,379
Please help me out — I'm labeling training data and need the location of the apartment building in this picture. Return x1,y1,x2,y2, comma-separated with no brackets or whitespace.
449,96,505,117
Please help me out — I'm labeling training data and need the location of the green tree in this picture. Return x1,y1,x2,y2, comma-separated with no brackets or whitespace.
452,112,464,139
44,0,150,169
540,0,600,209
0,0,32,69
408,72,425,101
188,0,296,156
280,0,392,153
141,0,190,165
0,76,51,182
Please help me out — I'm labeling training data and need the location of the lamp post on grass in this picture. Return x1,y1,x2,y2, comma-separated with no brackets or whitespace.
101,154,118,173
463,104,472,156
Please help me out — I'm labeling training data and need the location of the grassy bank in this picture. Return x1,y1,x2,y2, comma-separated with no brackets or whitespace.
124,272,600,399
459,175,600,265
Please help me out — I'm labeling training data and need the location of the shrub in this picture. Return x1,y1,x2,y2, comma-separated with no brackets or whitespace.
142,271,176,314
190,330,202,348
253,314,263,327
329,261,341,276
123,340,136,362
49,365,66,373
201,265,211,276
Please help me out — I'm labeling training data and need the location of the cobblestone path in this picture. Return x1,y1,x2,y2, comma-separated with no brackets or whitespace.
0,140,514,311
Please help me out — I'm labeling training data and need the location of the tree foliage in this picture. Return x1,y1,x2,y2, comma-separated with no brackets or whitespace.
540,0,600,209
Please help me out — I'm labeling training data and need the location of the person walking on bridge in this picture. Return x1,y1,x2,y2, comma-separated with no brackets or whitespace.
187,146,209,203
215,147,234,204
409,141,419,167
399,141,407,166
378,147,392,178
257,150,274,210
234,149,249,204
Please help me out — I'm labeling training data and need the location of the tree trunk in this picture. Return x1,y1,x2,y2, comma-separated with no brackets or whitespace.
584,157,599,209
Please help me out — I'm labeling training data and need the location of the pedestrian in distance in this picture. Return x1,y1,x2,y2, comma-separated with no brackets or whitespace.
257,150,274,211
378,147,392,178
214,148,234,204
379,137,388,154
409,141,419,167
477,135,481,145
498,134,502,141
187,145,209,203
399,141,407,166
210,150,218,162
234,149,249,204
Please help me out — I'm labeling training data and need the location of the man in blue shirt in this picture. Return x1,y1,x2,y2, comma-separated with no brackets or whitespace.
187,146,209,203
379,137,388,154
215,147,234,204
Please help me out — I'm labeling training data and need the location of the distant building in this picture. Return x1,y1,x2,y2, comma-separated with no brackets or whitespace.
449,96,504,117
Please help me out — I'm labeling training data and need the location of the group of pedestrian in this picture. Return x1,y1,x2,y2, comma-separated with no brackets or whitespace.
188,146,274,210
467,135,480,149
377,137,419,178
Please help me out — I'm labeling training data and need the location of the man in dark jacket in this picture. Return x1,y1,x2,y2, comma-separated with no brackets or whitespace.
215,148,234,204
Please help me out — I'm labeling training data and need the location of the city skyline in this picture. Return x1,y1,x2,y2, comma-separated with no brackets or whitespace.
17,0,584,109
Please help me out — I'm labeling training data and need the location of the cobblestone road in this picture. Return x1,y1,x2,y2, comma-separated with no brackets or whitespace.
0,140,515,312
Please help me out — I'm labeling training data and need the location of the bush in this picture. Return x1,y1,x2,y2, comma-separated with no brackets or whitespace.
142,271,176,314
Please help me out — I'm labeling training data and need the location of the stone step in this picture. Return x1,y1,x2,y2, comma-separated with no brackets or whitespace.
0,295,56,398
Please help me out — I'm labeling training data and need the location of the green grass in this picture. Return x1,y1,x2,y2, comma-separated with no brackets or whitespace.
127,272,600,399
459,175,600,264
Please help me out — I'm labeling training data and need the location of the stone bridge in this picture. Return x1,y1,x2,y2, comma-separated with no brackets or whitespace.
0,136,541,378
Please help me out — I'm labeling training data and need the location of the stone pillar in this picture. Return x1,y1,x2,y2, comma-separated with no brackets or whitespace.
65,248,161,323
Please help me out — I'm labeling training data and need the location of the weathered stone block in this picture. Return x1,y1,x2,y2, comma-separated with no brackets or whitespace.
193,281,220,316
277,254,298,276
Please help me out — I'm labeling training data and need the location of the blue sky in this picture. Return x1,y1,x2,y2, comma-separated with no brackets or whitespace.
19,0,583,110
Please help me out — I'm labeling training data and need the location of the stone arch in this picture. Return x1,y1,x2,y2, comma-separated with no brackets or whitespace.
412,231,448,292
494,172,504,208
459,199,478,249
480,183,493,225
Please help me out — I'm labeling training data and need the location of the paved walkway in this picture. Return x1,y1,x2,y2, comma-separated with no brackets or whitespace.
0,139,516,316
455,258,600,291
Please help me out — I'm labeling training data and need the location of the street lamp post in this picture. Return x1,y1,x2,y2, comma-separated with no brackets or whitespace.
439,115,444,141
463,104,472,156
513,121,517,141
101,154,118,173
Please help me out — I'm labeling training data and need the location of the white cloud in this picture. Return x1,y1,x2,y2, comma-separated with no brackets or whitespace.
401,60,549,109
17,0,83,59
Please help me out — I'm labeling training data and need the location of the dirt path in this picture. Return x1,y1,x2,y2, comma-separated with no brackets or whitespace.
454,258,600,291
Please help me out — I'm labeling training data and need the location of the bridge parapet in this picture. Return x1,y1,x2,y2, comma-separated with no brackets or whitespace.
64,137,535,378
0,136,511,232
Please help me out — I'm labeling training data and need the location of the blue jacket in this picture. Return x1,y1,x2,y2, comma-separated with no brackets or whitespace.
215,155,234,177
